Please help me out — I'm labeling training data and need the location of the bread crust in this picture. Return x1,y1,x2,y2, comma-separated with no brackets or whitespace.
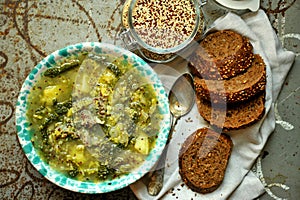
196,94,266,132
194,54,266,104
190,30,266,131
179,128,233,193
189,30,254,80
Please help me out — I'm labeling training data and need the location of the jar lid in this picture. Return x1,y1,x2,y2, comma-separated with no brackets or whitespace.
127,0,201,54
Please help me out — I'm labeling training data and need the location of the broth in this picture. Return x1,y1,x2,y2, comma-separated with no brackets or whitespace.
27,53,162,182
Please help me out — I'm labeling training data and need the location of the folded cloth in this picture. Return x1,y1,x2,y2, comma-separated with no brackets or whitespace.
130,10,295,200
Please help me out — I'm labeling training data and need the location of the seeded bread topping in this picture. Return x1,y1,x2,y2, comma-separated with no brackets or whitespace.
194,54,266,104
191,30,266,131
131,0,197,49
179,128,233,194
189,30,254,80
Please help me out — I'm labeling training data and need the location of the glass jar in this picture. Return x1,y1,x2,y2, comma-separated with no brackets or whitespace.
120,0,206,63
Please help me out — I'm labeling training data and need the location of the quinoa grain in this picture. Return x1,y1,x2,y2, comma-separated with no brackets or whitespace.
132,0,197,49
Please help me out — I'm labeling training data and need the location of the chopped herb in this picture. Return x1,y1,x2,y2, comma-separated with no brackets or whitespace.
39,113,59,132
44,59,81,78
53,99,72,114
68,166,79,177
107,63,122,77
98,164,115,180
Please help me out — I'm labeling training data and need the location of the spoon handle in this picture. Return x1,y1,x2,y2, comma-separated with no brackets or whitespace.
147,117,178,196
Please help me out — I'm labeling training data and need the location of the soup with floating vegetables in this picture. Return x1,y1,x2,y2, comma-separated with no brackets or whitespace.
27,53,162,182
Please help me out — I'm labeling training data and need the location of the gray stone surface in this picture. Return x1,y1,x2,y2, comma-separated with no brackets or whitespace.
0,0,298,199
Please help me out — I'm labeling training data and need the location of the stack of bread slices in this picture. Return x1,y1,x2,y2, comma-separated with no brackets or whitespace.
178,30,267,194
189,30,266,132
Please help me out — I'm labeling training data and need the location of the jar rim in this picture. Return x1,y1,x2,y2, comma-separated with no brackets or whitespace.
127,0,201,54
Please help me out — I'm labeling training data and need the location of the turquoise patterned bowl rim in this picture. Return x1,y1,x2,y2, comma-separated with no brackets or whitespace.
15,42,171,193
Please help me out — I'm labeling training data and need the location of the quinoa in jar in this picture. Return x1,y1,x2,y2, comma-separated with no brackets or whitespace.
121,0,204,63
131,0,198,50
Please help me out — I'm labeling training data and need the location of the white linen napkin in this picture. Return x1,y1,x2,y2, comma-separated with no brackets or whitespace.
130,10,295,200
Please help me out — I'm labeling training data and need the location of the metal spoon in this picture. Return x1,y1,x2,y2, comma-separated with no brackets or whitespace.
147,73,195,196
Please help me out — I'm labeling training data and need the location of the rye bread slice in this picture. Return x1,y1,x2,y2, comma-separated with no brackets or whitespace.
179,128,233,194
194,54,266,104
189,30,254,80
196,93,265,131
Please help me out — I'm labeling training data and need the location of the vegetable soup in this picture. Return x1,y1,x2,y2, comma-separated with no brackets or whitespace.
26,53,162,182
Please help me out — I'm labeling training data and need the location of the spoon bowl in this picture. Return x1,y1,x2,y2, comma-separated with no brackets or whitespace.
147,72,195,196
169,73,195,120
